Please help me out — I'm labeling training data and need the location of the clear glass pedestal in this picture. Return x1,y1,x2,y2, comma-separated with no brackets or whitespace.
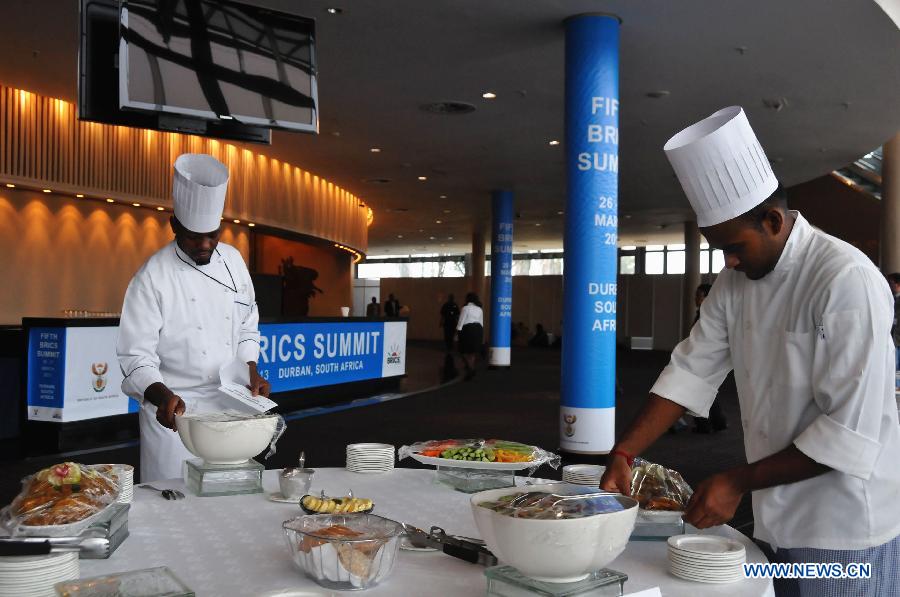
434,465,517,493
485,566,628,597
185,458,264,497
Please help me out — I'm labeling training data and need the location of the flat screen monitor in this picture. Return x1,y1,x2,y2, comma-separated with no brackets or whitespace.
119,0,318,134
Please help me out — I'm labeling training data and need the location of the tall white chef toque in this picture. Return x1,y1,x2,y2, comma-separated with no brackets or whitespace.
172,153,229,233
663,106,778,228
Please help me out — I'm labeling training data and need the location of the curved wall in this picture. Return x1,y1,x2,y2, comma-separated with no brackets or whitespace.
0,86,368,252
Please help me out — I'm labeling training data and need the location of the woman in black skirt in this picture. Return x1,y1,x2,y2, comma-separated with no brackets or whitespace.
456,292,484,379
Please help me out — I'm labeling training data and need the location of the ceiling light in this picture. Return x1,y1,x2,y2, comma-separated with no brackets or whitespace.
132,203,141,207
418,229,424,233
417,176,427,181
370,148,381,153
397,234,403,239
5,183,15,188
535,223,542,227
326,7,342,14
233,219,241,224
76,194,84,198
443,209,451,214
482,92,497,99
42,189,51,193
439,195,447,199
156,206,164,211
448,236,454,240
219,114,234,120
106,198,114,203
248,223,255,227
429,236,436,240
557,211,564,215
435,220,442,224
548,140,561,146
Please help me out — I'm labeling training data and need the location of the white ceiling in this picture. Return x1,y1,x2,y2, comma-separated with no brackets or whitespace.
1,0,898,254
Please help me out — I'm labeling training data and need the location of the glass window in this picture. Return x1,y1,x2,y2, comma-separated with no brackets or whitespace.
620,245,636,251
711,250,725,272
620,255,636,275
700,250,710,274
645,251,664,274
645,244,664,251
667,243,686,251
666,250,685,274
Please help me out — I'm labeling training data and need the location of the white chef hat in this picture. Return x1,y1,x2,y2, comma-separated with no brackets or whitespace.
172,153,229,233
663,106,778,227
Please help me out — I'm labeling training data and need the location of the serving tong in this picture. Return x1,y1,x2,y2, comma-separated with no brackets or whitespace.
401,523,496,566
138,484,185,500
0,528,110,558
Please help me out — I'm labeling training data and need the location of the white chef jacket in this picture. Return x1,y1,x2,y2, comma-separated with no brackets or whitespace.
117,241,261,481
456,303,484,330
651,212,900,550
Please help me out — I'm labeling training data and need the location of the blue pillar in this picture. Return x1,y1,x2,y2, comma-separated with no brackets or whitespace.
561,14,620,454
489,190,514,367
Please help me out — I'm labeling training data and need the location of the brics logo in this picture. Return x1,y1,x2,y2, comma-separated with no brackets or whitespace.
386,344,402,365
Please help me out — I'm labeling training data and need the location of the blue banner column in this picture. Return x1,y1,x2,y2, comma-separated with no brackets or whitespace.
560,14,620,454
489,190,514,367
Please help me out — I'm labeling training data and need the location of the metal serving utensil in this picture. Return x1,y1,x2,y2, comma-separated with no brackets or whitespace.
138,484,185,500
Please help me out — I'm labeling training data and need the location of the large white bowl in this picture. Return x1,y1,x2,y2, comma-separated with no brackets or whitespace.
470,483,638,583
176,413,279,465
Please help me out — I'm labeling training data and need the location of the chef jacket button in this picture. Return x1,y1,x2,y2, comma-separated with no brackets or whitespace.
226,341,231,346
191,297,196,302
197,326,202,330
202,350,207,355
226,316,230,320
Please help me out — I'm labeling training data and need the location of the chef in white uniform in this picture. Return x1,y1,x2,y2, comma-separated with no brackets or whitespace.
117,153,270,482
601,107,900,595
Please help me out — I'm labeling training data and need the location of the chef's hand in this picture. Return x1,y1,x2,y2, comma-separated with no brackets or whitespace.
144,383,185,431
682,471,744,529
599,453,632,495
247,362,271,397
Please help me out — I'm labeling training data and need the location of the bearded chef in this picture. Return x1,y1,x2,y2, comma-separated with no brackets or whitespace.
117,153,270,482
600,107,900,595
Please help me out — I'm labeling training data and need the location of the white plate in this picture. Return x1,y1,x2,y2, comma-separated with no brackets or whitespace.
668,553,743,568
267,492,301,503
669,568,743,584
667,545,746,562
347,443,394,451
409,452,547,471
0,552,77,569
669,564,743,578
668,534,746,556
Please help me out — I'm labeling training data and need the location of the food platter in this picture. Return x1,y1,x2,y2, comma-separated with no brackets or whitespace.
408,452,550,471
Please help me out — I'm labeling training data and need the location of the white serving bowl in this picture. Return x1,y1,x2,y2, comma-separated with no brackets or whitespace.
470,483,638,583
176,413,279,465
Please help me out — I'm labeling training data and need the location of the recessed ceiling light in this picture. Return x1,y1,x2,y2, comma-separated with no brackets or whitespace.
248,223,255,227
439,195,447,199
42,189,51,193
557,211,564,215
331,131,341,137
443,209,451,214
76,194,84,198
646,90,670,99
417,176,427,181
326,7,342,14
548,140,561,146
429,236,436,240
418,229,424,232
106,198,114,203
482,92,497,99
370,148,381,153
233,219,241,224
397,234,403,239
5,183,15,188
448,236,454,240
535,223,542,227
156,206,164,211
435,220,442,224
133,203,141,207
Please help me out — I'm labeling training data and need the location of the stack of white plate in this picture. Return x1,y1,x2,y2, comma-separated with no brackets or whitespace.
561,464,605,486
0,551,79,596
115,464,135,504
667,534,746,583
346,443,395,474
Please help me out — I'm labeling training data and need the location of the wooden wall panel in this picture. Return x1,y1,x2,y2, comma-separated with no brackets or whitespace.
0,85,368,252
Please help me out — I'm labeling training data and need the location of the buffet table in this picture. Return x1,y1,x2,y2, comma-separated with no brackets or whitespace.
80,468,774,596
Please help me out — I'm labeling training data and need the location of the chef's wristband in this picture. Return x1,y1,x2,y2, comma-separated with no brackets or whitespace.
610,449,635,468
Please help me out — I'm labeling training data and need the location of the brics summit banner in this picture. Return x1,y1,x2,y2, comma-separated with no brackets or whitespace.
26,320,407,422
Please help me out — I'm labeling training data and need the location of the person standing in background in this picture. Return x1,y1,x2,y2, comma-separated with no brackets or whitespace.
384,293,400,318
887,273,900,390
439,294,460,352
456,292,484,380
366,296,380,318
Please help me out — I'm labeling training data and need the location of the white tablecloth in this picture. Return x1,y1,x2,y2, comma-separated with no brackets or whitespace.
80,468,774,596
